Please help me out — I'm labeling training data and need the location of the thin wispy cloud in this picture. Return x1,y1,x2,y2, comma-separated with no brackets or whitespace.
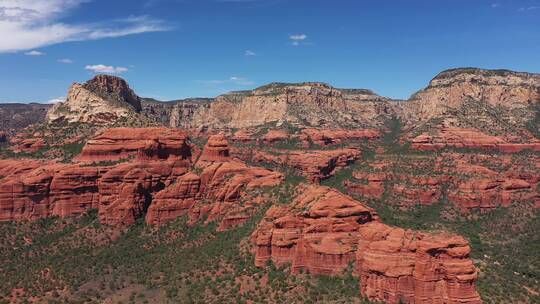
518,6,540,11
58,58,74,64
85,64,128,74
289,33,307,46
491,3,500,8
245,50,256,56
0,0,171,53
24,50,45,56
198,76,255,86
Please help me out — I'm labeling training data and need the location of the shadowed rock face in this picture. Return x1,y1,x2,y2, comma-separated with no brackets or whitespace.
251,184,482,304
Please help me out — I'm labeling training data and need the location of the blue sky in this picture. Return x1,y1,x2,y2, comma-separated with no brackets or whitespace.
0,0,539,103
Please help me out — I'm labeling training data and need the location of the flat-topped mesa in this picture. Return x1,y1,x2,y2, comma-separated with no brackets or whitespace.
402,67,540,124
46,74,143,124
251,184,482,304
75,127,192,163
188,81,398,129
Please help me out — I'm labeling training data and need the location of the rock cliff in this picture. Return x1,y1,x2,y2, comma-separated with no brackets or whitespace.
186,82,398,129
46,75,144,124
251,184,482,303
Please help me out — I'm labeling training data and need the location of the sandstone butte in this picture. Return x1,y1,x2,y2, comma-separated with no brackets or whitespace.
251,184,482,304
0,128,282,228
75,127,192,163
411,127,540,153
197,134,231,163
46,74,143,124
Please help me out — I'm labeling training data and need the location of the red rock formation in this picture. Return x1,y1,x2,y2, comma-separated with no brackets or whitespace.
231,129,257,143
345,173,387,199
251,148,361,182
98,159,191,225
411,127,540,153
76,127,192,163
448,177,533,212
357,222,481,303
251,184,482,303
9,137,46,153
252,184,380,275
146,160,283,227
0,160,105,221
262,130,289,144
197,134,230,163
301,128,380,146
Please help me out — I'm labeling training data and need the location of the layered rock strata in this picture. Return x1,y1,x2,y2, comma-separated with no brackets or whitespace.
251,184,482,303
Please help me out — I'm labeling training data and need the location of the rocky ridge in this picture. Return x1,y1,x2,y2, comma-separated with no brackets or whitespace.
46,75,146,124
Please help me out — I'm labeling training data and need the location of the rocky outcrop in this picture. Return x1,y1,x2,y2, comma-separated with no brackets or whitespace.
98,159,191,225
403,68,540,123
252,184,380,275
448,178,534,212
251,184,481,303
250,148,361,182
0,160,105,221
76,127,192,163
197,134,230,163
300,128,380,146
9,137,46,153
0,132,6,143
141,98,212,128
411,127,540,152
357,222,481,303
146,160,283,228
0,128,284,227
46,75,144,124
345,173,387,199
262,130,290,145
344,152,539,212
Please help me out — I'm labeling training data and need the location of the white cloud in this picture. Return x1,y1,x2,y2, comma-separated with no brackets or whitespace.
24,50,45,56
245,50,256,56
198,76,254,86
46,96,66,104
289,33,307,46
58,58,74,63
518,6,540,11
85,64,128,74
289,34,307,41
0,0,170,53
491,3,500,8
